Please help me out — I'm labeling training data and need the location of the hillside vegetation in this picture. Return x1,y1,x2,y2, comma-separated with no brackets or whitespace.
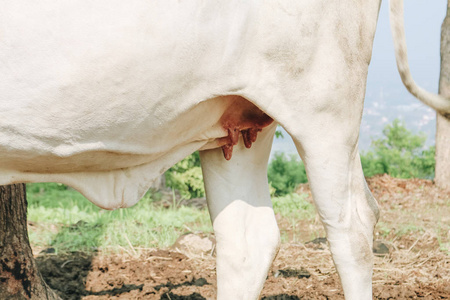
164,119,435,197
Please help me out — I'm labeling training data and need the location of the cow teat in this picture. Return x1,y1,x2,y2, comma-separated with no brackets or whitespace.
219,97,273,160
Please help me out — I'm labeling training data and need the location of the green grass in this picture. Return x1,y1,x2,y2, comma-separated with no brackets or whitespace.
374,193,450,254
272,193,315,220
273,193,318,243
27,183,212,254
27,183,316,254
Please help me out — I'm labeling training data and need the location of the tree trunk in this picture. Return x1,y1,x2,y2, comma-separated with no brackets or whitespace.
0,184,60,300
435,1,450,190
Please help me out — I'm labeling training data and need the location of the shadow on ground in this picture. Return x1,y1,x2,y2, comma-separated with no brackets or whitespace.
36,250,303,300
37,251,147,300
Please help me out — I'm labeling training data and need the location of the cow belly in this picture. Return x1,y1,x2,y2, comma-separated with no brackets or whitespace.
0,95,273,208
0,95,271,170
0,151,169,173
0,140,204,209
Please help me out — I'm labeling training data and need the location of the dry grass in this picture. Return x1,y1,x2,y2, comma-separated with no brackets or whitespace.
32,175,450,299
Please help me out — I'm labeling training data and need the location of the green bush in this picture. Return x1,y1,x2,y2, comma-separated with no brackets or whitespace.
165,152,205,199
272,193,315,220
164,120,435,199
361,119,435,179
166,150,309,198
268,153,307,196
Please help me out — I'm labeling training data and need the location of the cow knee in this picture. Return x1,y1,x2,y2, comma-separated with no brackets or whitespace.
296,146,377,299
214,202,280,299
351,164,380,237
326,176,379,255
214,201,280,268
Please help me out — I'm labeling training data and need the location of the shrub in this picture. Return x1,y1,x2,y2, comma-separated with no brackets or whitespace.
268,153,307,196
361,119,435,179
165,152,205,199
165,150,310,198
164,120,435,199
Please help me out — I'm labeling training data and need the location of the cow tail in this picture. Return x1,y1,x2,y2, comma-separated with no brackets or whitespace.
389,0,450,114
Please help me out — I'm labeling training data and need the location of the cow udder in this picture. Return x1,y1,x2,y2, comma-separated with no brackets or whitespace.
217,96,273,160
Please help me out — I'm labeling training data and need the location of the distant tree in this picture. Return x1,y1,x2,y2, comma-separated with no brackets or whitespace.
274,125,284,139
435,1,450,190
390,0,450,188
361,119,435,179
268,153,308,196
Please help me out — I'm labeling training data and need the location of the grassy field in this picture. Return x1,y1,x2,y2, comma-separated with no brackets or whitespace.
26,183,317,254
27,183,212,254
27,177,450,256
26,177,450,299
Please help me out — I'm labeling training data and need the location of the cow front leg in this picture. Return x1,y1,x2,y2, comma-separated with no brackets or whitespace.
293,136,379,300
200,123,279,300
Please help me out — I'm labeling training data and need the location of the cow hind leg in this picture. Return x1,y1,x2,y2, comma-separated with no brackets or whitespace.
293,135,379,300
200,123,279,300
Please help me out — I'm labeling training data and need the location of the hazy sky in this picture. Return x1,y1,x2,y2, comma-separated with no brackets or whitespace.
360,0,447,148
272,0,447,156
368,0,445,91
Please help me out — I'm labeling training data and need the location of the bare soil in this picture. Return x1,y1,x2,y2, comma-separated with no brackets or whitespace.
34,175,450,299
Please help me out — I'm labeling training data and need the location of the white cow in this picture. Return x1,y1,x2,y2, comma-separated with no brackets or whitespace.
0,0,448,299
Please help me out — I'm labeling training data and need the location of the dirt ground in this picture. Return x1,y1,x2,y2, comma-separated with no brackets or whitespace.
34,175,450,299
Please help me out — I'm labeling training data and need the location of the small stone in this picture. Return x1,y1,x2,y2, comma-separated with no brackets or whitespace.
373,240,390,256
172,233,214,254
277,268,311,279
40,247,56,254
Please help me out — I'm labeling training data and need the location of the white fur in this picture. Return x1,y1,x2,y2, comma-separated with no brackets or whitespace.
0,1,432,298
201,123,280,299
